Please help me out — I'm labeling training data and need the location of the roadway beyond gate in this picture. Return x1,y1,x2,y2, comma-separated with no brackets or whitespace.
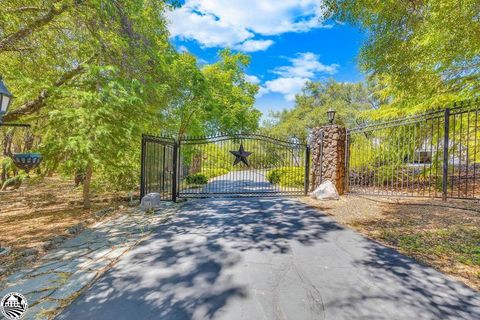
57,196,480,320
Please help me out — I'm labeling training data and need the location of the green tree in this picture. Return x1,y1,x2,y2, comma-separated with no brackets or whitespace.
323,0,480,112
1,2,262,208
162,49,261,138
201,49,261,135
1,0,176,208
265,79,375,142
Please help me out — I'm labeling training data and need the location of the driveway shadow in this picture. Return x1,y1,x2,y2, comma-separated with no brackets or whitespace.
57,198,341,320
57,198,480,320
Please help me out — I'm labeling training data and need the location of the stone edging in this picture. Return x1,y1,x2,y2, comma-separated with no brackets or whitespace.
0,202,179,320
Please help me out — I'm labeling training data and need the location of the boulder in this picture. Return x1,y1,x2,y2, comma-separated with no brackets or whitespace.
310,180,339,200
43,235,67,250
21,248,39,257
140,193,162,210
66,222,86,235
95,207,114,218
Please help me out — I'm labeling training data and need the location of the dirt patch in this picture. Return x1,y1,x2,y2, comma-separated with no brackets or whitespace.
0,176,132,279
300,195,480,291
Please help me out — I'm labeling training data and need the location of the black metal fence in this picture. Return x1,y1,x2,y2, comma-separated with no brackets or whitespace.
346,100,480,200
141,133,310,201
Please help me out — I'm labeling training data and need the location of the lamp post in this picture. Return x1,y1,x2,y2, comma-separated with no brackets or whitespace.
0,76,41,172
326,108,336,124
0,76,29,127
0,75,13,123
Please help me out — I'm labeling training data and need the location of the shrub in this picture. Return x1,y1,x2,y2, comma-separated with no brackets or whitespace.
185,173,208,185
267,169,282,184
267,167,305,188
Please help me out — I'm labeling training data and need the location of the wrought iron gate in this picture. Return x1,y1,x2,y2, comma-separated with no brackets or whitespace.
140,133,310,201
140,135,176,201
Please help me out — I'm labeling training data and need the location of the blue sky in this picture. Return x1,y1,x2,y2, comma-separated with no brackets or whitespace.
167,0,366,118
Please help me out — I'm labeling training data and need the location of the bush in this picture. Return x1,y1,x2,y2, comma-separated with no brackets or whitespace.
267,169,282,184
185,173,208,185
267,167,305,188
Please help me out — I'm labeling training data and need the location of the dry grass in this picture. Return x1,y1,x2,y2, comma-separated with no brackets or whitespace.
0,176,130,278
300,195,480,291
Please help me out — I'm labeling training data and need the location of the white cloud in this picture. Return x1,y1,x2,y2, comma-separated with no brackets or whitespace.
260,52,339,101
245,74,261,84
166,0,327,52
261,77,308,101
274,52,339,78
234,39,274,52
167,6,253,48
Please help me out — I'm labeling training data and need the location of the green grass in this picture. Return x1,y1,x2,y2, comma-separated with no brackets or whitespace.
380,226,480,268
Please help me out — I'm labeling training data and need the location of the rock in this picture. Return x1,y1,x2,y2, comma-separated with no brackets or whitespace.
24,300,59,320
128,200,140,207
22,255,37,263
25,289,53,306
95,207,114,218
21,248,39,257
52,236,67,244
49,270,97,300
140,193,162,210
0,267,5,276
0,273,63,295
0,246,12,256
310,180,339,200
31,261,68,276
66,222,85,235
42,241,54,251
42,236,67,251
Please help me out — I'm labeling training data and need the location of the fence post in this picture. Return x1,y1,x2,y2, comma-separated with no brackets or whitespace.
442,108,450,201
304,145,311,196
309,125,346,194
172,140,178,202
140,135,146,200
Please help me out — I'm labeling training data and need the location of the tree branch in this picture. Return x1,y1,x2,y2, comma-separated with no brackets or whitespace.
0,2,69,53
6,6,46,13
2,56,95,122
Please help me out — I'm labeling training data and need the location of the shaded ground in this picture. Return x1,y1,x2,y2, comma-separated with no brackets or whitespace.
300,195,480,291
58,197,480,320
0,176,130,278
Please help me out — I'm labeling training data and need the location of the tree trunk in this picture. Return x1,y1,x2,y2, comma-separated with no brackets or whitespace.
82,161,93,210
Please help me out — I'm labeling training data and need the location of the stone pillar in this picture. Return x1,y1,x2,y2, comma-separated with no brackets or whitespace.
310,124,347,195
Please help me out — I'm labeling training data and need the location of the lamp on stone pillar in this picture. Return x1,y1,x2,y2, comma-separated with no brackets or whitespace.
326,108,336,124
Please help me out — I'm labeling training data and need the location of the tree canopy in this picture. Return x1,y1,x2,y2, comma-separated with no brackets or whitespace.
323,0,480,114
264,79,376,143
0,0,261,207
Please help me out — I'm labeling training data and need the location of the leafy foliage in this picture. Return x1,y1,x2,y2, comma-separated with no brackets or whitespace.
267,166,305,188
0,1,261,207
323,0,480,113
185,173,208,185
264,79,376,142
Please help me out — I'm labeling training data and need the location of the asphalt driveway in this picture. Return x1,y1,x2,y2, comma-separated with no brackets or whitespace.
57,197,480,320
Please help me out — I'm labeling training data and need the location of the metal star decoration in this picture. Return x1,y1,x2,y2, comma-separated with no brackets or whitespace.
230,143,252,166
